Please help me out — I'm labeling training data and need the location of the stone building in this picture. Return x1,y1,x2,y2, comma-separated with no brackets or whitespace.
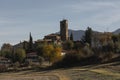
44,34,61,45
60,19,69,41
44,34,60,41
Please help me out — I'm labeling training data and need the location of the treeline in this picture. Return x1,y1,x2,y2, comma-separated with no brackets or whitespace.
0,27,120,69
0,33,62,66
53,27,120,67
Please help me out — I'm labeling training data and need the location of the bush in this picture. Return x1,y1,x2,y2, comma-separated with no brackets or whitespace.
53,50,82,67
98,52,114,63
38,56,44,65
13,48,26,63
13,62,20,71
53,49,101,68
0,65,8,72
82,45,93,57
63,40,74,50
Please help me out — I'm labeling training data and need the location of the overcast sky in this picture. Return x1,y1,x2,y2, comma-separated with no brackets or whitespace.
0,0,120,46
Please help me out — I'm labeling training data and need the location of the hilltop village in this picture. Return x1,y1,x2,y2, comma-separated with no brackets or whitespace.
0,19,120,71
0,19,73,71
14,19,69,50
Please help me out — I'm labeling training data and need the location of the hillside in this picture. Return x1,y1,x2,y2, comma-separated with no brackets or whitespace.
56,28,120,41
0,61,119,80
68,29,85,41
69,28,120,40
56,29,85,41
113,28,120,34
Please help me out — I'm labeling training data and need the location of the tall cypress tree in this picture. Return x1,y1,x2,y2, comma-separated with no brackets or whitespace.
82,27,93,46
28,32,33,52
70,32,73,41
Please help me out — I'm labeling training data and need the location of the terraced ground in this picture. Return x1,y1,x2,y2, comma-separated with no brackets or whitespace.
0,62,119,80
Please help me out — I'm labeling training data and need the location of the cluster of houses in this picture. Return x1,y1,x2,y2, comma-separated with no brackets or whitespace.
0,19,69,69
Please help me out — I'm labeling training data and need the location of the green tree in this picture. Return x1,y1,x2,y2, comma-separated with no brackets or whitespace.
36,44,44,56
0,43,13,59
1,43,13,50
1,50,12,59
23,41,29,52
112,35,119,43
13,48,26,63
63,40,74,50
70,32,73,41
74,42,83,50
82,27,93,46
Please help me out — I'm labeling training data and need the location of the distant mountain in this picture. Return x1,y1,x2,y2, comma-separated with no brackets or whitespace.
113,28,120,34
56,29,85,41
57,29,101,41
68,29,85,41
69,28,120,41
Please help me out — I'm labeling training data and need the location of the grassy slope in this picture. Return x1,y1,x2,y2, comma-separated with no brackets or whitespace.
0,62,119,80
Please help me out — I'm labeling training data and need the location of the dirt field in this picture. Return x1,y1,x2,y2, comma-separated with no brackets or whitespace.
0,62,120,80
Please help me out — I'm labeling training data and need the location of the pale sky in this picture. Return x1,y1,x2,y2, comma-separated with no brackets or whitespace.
0,0,120,46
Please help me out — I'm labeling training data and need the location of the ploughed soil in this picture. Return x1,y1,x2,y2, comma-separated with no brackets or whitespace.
0,61,120,80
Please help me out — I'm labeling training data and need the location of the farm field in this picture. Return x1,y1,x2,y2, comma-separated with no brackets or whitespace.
0,62,119,80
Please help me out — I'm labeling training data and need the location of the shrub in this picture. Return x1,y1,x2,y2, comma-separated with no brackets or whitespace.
13,62,20,71
43,45,62,64
13,48,26,63
53,49,100,68
82,45,93,57
98,52,114,62
63,40,74,50
0,65,8,72
38,56,44,65
53,50,81,67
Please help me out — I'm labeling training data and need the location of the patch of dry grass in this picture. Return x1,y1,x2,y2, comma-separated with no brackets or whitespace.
90,69,120,77
0,61,120,80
